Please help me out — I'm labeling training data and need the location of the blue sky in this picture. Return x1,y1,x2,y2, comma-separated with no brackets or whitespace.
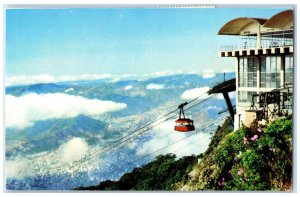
6,7,289,79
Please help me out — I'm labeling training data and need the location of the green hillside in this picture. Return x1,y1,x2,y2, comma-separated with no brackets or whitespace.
76,116,293,191
76,154,198,191
181,116,292,191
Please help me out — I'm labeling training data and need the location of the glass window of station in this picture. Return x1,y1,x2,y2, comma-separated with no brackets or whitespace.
260,56,281,88
238,57,258,88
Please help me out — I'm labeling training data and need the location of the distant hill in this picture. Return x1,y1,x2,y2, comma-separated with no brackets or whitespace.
6,115,108,156
6,83,70,96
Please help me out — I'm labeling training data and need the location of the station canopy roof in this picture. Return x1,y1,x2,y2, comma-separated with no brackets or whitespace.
263,10,293,30
218,10,294,36
218,18,267,36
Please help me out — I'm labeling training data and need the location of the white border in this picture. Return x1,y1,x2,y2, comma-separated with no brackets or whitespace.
1,0,299,196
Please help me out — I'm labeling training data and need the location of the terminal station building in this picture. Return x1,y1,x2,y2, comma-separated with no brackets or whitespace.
217,10,294,130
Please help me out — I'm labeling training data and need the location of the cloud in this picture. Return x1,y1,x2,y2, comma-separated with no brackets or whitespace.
5,71,192,87
146,83,164,90
5,93,127,129
216,92,236,100
127,141,138,149
64,87,74,93
181,87,210,100
136,120,211,158
6,71,202,87
142,70,183,78
59,138,89,163
124,85,133,91
111,78,121,83
222,68,235,73
205,105,223,111
203,73,215,79
6,74,113,86
202,69,216,79
6,158,33,179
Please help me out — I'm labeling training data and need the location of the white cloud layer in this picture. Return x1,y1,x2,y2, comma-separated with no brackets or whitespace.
202,69,216,79
6,70,233,87
6,71,198,87
59,138,89,163
136,120,210,158
181,87,210,100
124,85,133,91
6,74,113,86
6,158,33,179
146,83,164,90
142,70,184,78
5,93,127,129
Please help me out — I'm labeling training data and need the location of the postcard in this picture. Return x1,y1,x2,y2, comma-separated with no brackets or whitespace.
4,5,294,191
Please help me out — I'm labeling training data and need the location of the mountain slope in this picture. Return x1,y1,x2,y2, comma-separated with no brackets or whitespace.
75,117,293,191
6,115,108,156
75,154,198,191
182,117,292,191
74,118,233,191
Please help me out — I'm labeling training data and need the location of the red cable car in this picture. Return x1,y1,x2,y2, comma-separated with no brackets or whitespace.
174,102,195,132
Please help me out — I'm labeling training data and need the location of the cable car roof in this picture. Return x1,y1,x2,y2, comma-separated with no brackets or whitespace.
175,119,194,123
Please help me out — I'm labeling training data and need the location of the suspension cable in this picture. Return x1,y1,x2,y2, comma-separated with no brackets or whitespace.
46,94,216,172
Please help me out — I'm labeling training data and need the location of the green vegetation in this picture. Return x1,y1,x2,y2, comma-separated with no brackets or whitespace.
76,117,293,191
76,154,198,191
184,117,293,191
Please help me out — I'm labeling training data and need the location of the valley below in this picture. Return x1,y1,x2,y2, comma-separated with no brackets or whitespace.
5,73,235,190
